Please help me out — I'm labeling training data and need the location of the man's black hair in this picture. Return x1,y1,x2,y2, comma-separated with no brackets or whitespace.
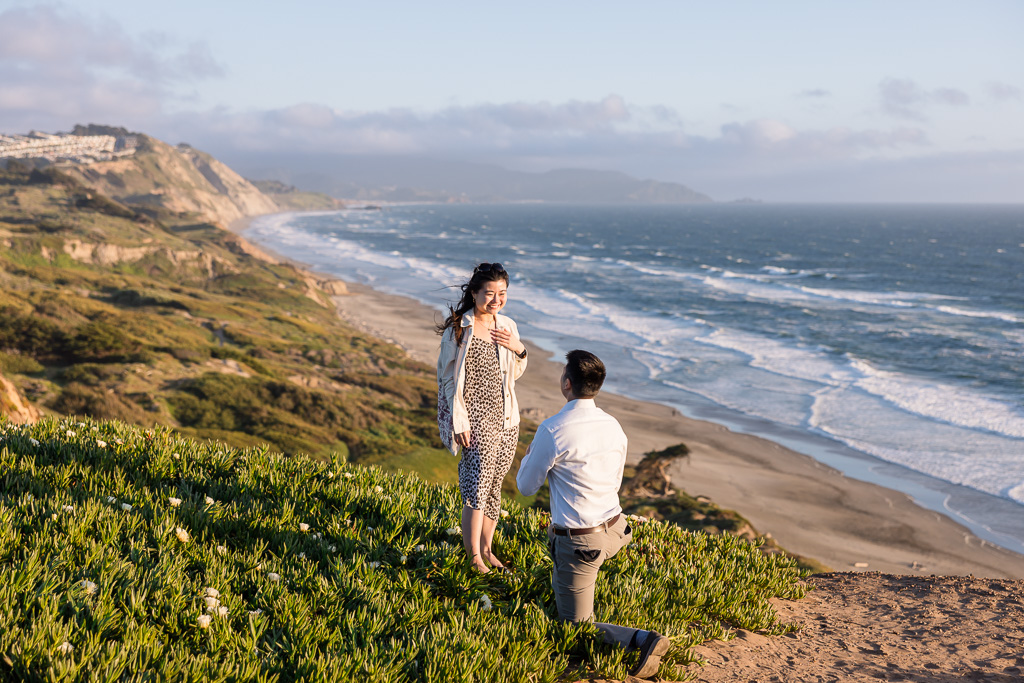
564,349,606,398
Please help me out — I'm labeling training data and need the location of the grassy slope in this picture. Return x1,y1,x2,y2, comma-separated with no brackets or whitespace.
0,416,807,682
0,163,448,472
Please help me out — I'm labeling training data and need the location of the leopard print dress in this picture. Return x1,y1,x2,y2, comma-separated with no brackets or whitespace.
458,334,519,520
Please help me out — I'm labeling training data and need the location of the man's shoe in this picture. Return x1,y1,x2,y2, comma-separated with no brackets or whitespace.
630,630,671,679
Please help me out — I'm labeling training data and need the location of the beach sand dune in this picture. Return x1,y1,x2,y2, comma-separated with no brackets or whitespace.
687,572,1024,682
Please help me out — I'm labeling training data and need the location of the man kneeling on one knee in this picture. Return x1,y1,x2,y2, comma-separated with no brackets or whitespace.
517,349,671,680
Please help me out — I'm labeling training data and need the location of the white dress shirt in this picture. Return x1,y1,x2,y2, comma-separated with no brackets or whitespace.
517,398,627,529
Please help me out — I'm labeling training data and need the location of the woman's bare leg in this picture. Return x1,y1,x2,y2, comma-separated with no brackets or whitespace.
480,515,505,568
462,505,490,572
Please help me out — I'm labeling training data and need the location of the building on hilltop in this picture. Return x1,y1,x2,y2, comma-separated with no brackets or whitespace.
0,130,137,164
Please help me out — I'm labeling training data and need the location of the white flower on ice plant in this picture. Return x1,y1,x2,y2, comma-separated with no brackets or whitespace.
66,430,76,438
368,561,380,569
80,580,97,595
414,544,425,552
204,587,220,598
57,641,73,655
249,609,262,616
374,485,383,494
62,505,74,513
298,523,310,532
400,555,407,563
500,509,510,518
479,595,493,611
96,440,107,448
327,471,335,479
204,597,220,610
107,496,116,504
298,552,306,560
121,503,132,512
328,545,336,552
205,496,214,505
29,438,39,447
197,615,211,629
343,472,354,479
216,545,227,556
114,438,123,445
267,572,280,582
312,532,322,540
216,606,228,618
175,527,190,543
169,497,182,507
446,527,459,536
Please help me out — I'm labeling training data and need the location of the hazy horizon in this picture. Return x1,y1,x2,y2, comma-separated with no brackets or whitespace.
1,2,1021,202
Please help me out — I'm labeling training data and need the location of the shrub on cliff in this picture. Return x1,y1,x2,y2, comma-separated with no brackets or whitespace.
0,416,806,682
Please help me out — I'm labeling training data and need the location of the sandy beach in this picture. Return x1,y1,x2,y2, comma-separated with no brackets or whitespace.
230,214,1024,579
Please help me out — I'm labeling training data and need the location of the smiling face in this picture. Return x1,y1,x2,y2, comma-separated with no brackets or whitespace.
472,279,508,317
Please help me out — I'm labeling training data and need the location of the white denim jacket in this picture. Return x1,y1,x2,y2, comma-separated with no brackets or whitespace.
436,310,528,456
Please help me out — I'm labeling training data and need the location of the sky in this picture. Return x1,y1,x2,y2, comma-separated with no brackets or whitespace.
1,1,1022,202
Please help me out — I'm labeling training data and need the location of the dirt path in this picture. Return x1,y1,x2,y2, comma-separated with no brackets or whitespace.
683,572,1024,682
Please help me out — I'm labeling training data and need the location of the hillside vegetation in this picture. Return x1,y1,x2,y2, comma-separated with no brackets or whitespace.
0,416,807,682
0,161,448,474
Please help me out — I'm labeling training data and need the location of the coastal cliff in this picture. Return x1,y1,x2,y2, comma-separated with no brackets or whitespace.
0,152,432,460
56,128,279,227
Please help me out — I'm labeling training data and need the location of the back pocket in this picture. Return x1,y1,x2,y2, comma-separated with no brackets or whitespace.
573,548,601,562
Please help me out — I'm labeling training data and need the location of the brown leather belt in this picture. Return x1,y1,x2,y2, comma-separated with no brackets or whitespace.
552,514,620,537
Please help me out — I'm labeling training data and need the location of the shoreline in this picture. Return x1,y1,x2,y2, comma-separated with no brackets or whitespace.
231,212,1024,579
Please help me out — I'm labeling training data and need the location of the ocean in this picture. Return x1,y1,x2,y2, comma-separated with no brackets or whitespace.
244,203,1024,554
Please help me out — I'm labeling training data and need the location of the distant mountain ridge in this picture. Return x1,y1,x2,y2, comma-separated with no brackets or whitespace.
224,152,714,204
5,124,713,208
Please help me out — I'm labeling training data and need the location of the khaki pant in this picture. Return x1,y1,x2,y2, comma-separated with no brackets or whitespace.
547,514,639,647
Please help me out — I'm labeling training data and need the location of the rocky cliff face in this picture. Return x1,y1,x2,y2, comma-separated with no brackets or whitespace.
59,135,279,227
0,373,40,424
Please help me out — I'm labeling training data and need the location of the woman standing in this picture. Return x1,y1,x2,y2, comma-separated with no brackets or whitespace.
437,263,528,573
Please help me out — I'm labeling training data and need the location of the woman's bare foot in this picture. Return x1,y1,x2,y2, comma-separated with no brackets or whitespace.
484,551,505,569
471,555,491,573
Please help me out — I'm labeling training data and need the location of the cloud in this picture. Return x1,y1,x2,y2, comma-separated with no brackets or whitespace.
194,97,1014,202
798,88,831,98
166,95,658,155
165,97,931,179
987,82,1022,102
878,78,970,120
0,5,222,132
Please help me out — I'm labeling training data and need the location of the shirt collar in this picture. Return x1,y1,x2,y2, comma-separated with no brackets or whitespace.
562,398,597,411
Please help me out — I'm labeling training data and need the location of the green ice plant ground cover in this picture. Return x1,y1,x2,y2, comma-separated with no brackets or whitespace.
0,416,807,682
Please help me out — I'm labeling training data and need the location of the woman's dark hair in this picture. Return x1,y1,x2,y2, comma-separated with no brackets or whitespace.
564,349,606,398
436,263,510,343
